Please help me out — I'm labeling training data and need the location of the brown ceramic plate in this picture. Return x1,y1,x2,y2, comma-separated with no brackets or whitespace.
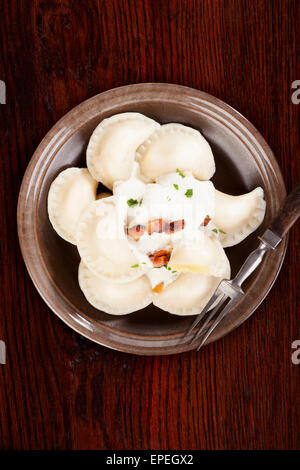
17,83,287,355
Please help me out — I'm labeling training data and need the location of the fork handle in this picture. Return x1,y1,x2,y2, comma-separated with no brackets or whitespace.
233,243,268,287
233,183,300,287
269,182,300,238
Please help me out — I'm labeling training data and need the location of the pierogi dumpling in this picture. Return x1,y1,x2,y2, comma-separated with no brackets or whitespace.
87,113,159,189
213,188,266,247
48,168,97,244
96,191,112,200
153,269,230,316
168,233,230,277
76,198,143,282
79,262,153,315
137,123,215,182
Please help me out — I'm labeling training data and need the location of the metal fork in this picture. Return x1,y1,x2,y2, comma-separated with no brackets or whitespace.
184,183,300,350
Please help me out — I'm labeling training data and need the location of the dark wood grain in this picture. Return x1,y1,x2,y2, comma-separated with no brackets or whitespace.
270,183,300,238
0,0,299,450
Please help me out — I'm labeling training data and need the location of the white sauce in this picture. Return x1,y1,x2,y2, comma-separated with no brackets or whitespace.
112,164,216,291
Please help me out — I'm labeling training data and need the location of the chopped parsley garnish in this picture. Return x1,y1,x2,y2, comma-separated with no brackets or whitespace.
163,265,172,271
172,270,177,274
176,168,185,178
141,262,147,264
139,198,143,206
219,229,226,234
212,228,218,234
206,214,210,218
131,264,139,268
127,198,138,207
185,189,193,198
173,183,179,190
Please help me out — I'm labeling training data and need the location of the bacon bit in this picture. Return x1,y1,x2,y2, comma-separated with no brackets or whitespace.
164,219,185,234
146,218,164,235
202,217,211,227
148,249,172,267
152,282,164,293
126,224,145,241
126,218,185,240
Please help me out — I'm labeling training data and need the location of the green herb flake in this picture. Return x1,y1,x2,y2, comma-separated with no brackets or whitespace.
141,262,147,264
167,266,171,271
127,198,138,207
185,188,193,198
167,196,171,201
219,229,226,234
139,199,143,206
131,264,139,268
212,228,218,234
172,270,177,274
173,183,179,190
176,168,185,178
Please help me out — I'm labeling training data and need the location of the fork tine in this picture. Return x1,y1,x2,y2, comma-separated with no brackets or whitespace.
195,297,237,350
183,287,224,339
190,293,227,345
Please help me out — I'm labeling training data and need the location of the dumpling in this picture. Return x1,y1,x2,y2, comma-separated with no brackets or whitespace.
96,191,111,200
137,123,215,182
213,188,266,247
86,113,159,189
48,168,97,244
168,233,230,277
153,269,230,316
76,197,143,282
79,262,153,315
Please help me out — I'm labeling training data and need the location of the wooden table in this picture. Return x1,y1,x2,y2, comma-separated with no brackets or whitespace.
0,0,299,450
